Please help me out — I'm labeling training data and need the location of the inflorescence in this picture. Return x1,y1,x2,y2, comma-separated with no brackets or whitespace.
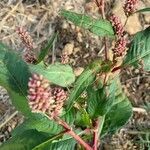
16,27,37,63
123,0,138,17
28,74,67,119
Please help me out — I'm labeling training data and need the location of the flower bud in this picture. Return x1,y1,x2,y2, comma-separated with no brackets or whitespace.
28,74,67,119
28,74,52,113
112,38,127,57
124,0,138,17
109,14,124,37
16,27,37,63
16,27,34,50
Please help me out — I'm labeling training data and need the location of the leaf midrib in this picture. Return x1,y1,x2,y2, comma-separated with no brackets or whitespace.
123,48,150,66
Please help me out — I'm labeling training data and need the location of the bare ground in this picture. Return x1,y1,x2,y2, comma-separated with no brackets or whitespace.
0,0,150,149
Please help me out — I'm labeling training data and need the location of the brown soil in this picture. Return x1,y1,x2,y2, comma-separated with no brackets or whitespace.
0,0,150,149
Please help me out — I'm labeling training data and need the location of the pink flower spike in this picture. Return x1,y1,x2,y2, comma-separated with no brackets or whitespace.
27,74,68,119
112,38,127,57
109,14,124,37
124,0,138,17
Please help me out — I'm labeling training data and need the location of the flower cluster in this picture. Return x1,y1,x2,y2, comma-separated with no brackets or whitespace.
28,74,67,119
123,0,138,17
51,87,67,118
16,27,37,63
16,27,34,50
109,14,124,37
109,14,127,58
28,74,52,113
112,38,127,57
23,51,37,64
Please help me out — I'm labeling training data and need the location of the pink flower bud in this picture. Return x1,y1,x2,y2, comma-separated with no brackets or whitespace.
28,74,52,113
112,38,127,57
16,27,37,63
28,74,68,119
16,27,34,50
109,14,124,37
124,0,138,17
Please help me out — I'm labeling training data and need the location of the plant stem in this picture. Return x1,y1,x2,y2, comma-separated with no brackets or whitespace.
93,116,105,150
55,117,93,150
124,18,128,27
93,120,99,150
95,0,108,60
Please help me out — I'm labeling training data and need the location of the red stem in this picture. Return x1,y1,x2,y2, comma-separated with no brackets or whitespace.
55,117,93,150
93,120,99,150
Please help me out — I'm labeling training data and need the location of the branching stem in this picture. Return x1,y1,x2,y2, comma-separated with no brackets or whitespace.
55,117,93,150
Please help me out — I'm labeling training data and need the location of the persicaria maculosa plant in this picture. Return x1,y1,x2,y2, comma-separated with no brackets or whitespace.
0,0,150,150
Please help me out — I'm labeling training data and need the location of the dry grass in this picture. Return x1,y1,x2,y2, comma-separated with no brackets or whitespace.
0,0,150,149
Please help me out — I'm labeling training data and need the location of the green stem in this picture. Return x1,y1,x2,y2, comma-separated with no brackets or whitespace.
124,18,128,27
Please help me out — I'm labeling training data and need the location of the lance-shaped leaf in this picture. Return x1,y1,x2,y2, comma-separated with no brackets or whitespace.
123,27,150,71
136,7,150,13
37,32,58,63
29,63,75,87
75,108,92,128
33,130,84,150
66,59,102,111
0,130,49,150
61,10,114,38
0,43,31,116
12,108,75,136
87,77,132,136
101,78,132,136
33,135,76,150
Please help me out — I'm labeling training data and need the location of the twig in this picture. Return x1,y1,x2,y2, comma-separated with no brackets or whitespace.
0,111,18,130
121,75,150,84
52,32,57,64
55,117,93,150
133,107,148,114
121,129,149,135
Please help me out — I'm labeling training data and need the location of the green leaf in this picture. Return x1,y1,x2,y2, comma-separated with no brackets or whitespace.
101,79,133,136
0,43,31,116
33,129,84,150
136,7,150,13
66,59,102,111
123,27,150,71
13,109,75,136
87,77,132,136
61,10,114,38
75,108,92,128
33,136,76,150
87,87,108,118
12,113,63,136
37,33,58,63
29,63,75,87
0,130,49,150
